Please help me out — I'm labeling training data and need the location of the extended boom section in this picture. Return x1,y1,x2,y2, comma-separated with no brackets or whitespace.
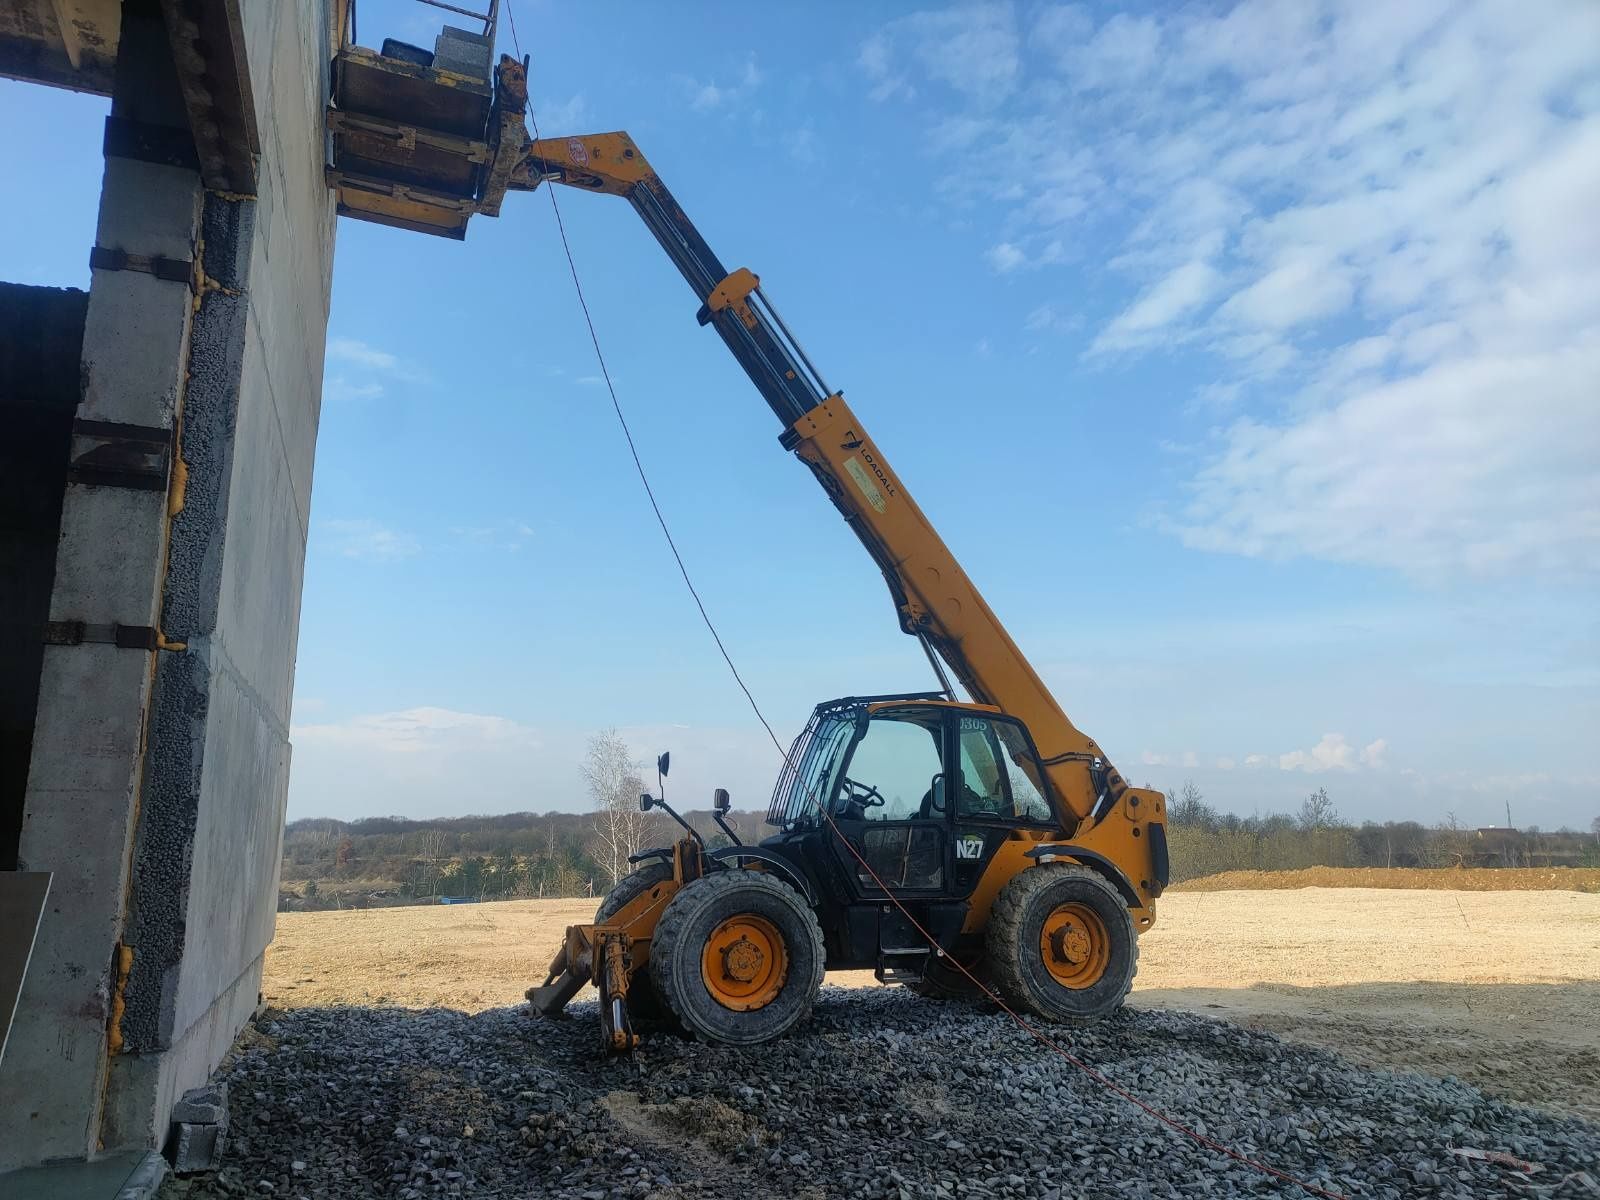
511,122,1145,828
511,96,1168,1049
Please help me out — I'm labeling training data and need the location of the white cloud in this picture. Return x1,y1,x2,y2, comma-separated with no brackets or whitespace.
1278,733,1361,773
451,522,535,552
1215,756,1236,770
288,708,782,820
986,242,1025,272
1216,251,1352,330
859,32,914,103
321,376,383,403
1359,738,1388,769
1140,750,1168,766
322,336,422,404
327,337,397,370
1094,259,1221,351
536,93,589,130
684,54,763,112
1169,339,1600,575
863,3,1019,108
866,0,1600,578
294,707,534,754
320,519,420,562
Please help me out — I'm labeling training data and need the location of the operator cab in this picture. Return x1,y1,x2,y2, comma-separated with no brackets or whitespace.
762,693,1063,972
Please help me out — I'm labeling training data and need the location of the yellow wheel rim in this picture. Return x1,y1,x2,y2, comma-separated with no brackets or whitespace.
1039,902,1110,989
701,914,788,1011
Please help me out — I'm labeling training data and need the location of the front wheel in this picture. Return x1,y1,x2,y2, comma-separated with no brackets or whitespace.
986,864,1137,1023
650,869,824,1045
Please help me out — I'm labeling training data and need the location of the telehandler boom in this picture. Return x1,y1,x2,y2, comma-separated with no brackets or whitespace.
501,59,1169,1050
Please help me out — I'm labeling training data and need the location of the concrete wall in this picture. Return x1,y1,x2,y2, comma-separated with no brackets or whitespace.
0,0,334,1170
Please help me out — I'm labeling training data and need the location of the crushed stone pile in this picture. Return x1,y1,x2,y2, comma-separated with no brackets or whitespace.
160,987,1600,1200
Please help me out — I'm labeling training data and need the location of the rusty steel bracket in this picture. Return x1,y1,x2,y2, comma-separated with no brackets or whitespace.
43,622,160,651
66,419,173,492
89,246,195,288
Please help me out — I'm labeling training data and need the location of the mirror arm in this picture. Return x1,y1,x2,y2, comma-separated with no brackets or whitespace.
655,795,703,848
713,810,743,846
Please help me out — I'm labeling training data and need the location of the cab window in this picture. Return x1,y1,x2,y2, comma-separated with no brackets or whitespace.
957,716,1054,823
833,710,944,822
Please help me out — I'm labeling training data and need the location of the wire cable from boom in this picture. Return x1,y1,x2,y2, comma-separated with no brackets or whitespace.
517,84,790,763
508,17,1344,1196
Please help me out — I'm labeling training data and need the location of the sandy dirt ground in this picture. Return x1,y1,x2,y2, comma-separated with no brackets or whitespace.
264,886,1600,1121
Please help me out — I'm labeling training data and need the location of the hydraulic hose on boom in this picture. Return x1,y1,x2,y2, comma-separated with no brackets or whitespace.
506,83,1139,832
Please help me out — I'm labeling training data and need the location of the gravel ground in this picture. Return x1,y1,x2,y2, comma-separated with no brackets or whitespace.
161,988,1599,1200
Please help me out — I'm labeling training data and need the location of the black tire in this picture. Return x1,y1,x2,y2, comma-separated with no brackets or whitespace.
650,869,825,1045
595,862,675,1025
986,864,1137,1023
907,954,988,1003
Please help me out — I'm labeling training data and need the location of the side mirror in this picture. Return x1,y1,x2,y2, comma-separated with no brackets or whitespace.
639,792,655,812
713,787,730,813
657,751,671,778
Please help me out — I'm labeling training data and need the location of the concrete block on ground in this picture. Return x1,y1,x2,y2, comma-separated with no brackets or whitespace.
170,1122,225,1174
168,1082,228,1175
170,1081,227,1125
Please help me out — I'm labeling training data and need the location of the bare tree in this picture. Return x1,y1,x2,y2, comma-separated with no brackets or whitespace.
1170,780,1216,828
583,729,651,887
1591,815,1600,846
1298,787,1337,832
417,828,447,896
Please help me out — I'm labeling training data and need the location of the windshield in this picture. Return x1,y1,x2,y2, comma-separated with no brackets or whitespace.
766,710,855,827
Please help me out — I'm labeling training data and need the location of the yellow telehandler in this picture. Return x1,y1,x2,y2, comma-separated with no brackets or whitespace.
491,62,1167,1051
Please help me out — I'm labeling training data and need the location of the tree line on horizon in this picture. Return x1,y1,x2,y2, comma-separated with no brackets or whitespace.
1162,781,1599,880
277,738,1600,911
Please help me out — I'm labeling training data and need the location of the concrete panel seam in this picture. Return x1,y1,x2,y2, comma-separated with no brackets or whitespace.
203,634,293,743
245,311,310,544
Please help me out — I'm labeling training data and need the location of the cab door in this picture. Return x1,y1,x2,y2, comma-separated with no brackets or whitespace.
825,706,951,900
949,713,1059,896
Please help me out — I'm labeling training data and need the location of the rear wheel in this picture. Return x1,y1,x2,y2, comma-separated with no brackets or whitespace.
650,869,825,1044
595,861,675,1025
987,864,1137,1023
907,954,988,1003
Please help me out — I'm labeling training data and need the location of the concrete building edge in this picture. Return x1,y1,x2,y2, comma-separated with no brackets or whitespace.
101,950,264,1154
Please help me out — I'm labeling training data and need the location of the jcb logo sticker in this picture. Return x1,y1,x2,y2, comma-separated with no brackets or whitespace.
955,835,985,860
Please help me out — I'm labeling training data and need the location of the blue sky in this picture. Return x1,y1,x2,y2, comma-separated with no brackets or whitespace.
3,1,1596,830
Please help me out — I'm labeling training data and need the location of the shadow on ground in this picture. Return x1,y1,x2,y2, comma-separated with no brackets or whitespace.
1133,980,1600,1123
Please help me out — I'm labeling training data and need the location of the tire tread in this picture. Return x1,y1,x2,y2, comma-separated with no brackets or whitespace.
650,869,825,1044
986,863,1138,1024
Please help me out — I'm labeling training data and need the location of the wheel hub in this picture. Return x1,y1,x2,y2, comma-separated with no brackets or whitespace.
1039,901,1110,990
701,914,789,1012
720,936,765,982
1049,924,1092,965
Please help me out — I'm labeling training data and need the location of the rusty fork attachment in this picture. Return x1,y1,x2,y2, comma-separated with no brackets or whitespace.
526,923,640,1051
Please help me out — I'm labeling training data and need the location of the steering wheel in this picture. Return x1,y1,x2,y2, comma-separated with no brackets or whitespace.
839,777,886,819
